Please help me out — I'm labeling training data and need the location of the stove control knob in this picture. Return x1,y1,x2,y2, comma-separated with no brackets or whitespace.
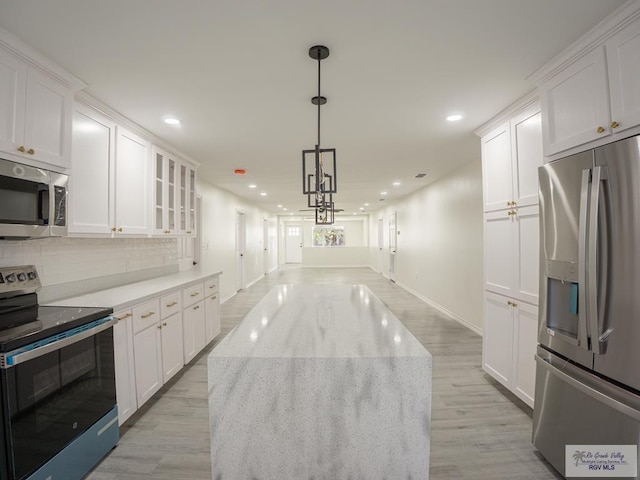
5,273,16,283
17,273,27,282
28,271,37,280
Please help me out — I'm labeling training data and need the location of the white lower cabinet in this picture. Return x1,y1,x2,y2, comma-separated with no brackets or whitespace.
132,299,163,407
112,309,137,426
112,274,220,421
205,278,221,344
483,291,538,407
182,282,205,364
183,300,205,364
159,291,184,382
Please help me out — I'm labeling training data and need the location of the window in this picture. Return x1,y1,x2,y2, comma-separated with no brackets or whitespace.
312,226,344,247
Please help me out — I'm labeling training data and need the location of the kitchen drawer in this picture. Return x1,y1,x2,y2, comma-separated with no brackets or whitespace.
204,278,219,296
132,299,160,334
160,291,181,319
183,283,204,308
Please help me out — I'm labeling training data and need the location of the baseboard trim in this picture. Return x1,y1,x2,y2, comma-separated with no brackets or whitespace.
395,280,483,337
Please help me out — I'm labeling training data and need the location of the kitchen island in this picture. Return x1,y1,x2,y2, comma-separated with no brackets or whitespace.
208,284,432,479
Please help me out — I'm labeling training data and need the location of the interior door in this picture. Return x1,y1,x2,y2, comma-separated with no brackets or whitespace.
389,211,397,282
592,135,640,392
285,224,302,263
236,211,246,291
378,217,384,274
263,218,269,275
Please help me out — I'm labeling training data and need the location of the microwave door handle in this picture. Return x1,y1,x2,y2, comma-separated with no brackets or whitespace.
578,169,591,349
588,166,609,354
38,183,50,225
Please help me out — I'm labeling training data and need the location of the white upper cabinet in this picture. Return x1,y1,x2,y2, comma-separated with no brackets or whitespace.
535,8,640,157
606,18,640,133
541,48,610,156
481,123,512,212
482,106,542,212
115,127,150,235
69,103,115,234
0,47,74,169
151,145,197,237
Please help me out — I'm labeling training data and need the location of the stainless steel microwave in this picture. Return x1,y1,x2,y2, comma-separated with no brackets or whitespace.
0,158,68,239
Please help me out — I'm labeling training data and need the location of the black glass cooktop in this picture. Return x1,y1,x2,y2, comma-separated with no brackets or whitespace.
0,295,113,352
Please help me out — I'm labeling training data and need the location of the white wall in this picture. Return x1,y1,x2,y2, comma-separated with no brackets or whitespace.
370,159,484,332
197,179,277,301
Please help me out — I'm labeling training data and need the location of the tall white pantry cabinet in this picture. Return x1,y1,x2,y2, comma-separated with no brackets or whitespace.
478,99,543,408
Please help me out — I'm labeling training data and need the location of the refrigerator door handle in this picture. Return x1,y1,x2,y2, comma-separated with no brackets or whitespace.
587,166,609,354
578,169,591,349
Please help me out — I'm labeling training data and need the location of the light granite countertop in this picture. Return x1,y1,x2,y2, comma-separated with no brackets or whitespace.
208,284,432,479
45,266,222,311
210,283,430,358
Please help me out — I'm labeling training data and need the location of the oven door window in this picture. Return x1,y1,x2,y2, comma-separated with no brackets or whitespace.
3,328,115,480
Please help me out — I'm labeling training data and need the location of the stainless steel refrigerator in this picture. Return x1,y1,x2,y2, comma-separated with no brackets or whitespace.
533,134,640,478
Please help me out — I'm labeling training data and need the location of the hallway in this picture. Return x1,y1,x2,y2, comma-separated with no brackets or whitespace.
88,267,561,480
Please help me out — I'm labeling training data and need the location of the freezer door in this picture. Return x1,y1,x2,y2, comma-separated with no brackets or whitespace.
538,151,594,368
533,347,640,479
593,135,640,392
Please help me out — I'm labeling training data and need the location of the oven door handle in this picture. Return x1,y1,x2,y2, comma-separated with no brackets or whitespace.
0,317,116,369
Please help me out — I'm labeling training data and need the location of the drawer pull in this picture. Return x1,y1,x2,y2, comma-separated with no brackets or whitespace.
193,305,200,311
116,313,133,321
141,312,155,319
166,301,178,307
209,285,216,289
157,325,162,329
190,292,200,297
211,296,217,300
162,322,167,326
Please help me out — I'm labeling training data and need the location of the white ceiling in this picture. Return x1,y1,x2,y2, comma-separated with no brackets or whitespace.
0,0,626,215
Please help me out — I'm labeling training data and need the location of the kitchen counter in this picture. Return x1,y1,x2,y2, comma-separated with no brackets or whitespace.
208,283,432,479
45,266,222,311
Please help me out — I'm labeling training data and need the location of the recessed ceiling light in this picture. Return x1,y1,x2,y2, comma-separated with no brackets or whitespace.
359,207,365,211
260,192,267,196
163,117,181,125
364,203,370,206
392,181,401,187
283,208,288,211
446,114,463,122
277,204,283,208
380,191,388,195
248,184,257,189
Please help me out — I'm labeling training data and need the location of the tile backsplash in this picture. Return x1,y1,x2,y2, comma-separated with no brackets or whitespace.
0,237,178,294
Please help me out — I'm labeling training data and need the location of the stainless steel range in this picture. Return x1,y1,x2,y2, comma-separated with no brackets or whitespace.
0,266,118,480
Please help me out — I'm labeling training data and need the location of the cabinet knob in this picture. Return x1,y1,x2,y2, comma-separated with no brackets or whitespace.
507,210,517,216
27,148,35,155
111,227,116,232
164,230,171,234
507,301,513,306
162,322,167,326
611,121,619,129
157,325,162,329
17,145,26,153
193,305,200,311
118,227,123,232
597,126,605,134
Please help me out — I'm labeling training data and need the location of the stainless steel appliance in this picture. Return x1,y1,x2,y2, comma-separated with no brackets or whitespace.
0,266,118,480
0,158,68,239
533,134,640,478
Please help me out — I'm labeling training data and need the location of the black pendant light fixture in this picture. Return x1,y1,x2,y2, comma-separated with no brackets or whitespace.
301,45,337,225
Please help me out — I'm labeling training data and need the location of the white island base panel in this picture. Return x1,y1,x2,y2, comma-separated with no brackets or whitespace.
208,284,432,479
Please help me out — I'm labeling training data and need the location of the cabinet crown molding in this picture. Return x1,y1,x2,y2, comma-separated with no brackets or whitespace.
0,26,86,91
528,0,640,86
474,90,539,138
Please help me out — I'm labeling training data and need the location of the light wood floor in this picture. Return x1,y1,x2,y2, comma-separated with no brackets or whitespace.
87,267,562,480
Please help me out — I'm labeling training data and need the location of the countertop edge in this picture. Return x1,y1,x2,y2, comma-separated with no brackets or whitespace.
44,268,223,311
